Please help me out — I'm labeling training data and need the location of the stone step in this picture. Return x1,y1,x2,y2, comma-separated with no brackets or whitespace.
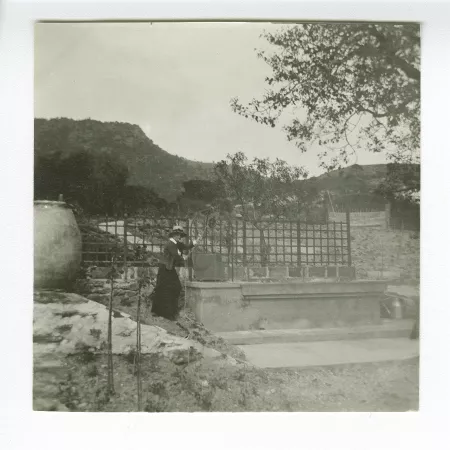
216,319,414,345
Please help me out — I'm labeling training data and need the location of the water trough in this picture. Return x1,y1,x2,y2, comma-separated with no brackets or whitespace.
185,279,387,333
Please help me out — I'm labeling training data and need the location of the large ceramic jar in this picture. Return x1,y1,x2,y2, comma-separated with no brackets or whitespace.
34,200,82,289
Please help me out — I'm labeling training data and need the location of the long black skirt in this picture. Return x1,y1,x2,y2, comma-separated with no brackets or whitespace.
151,264,182,320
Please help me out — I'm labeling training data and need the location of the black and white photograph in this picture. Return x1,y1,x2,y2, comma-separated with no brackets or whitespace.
33,21,420,413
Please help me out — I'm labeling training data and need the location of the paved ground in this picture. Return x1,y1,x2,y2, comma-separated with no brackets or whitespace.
217,319,414,344
238,337,419,369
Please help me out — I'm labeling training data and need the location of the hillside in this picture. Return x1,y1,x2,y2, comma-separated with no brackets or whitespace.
313,164,389,188
309,163,419,208
34,118,214,201
34,118,419,208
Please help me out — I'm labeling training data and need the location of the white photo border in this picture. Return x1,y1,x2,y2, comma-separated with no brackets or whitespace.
1,1,449,449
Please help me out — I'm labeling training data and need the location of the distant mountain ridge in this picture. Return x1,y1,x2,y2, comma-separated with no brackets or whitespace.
34,118,214,201
313,162,419,192
34,117,418,204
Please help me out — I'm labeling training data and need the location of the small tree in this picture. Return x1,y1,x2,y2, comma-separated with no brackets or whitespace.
214,152,307,265
286,178,325,222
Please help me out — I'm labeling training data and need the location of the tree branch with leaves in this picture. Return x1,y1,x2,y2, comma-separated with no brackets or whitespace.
231,23,420,176
214,152,306,265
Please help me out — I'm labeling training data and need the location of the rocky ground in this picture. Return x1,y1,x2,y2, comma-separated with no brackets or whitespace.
45,352,419,412
104,295,247,362
33,289,247,411
33,289,419,412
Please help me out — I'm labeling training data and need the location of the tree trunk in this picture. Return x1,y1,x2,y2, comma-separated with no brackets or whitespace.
258,225,269,267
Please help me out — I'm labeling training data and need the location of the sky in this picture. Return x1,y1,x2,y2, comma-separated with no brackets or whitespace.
34,22,388,176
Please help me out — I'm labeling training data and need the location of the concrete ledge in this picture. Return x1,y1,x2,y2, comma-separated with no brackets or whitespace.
216,319,414,345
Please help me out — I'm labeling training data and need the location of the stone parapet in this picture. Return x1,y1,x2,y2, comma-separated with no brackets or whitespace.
185,280,386,332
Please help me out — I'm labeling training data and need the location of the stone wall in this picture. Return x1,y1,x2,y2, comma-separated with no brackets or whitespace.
74,266,190,310
74,278,148,310
351,227,420,281
86,265,158,281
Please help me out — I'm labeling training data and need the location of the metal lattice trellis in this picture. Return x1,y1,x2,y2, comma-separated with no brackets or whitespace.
188,216,351,268
79,214,189,267
79,213,351,268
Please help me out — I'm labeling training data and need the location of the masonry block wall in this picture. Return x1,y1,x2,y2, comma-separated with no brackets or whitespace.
351,227,419,281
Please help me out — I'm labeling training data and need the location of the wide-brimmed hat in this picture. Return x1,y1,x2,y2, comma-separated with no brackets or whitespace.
169,225,186,237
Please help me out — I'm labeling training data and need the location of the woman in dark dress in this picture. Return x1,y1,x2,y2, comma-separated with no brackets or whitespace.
151,225,196,320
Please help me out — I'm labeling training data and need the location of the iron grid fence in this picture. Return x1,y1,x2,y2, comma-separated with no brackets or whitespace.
79,215,189,267
79,213,351,269
189,216,351,268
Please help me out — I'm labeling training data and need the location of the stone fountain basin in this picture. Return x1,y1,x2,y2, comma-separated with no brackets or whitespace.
185,280,387,333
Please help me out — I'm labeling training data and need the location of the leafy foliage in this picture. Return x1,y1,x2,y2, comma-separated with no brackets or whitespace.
284,177,325,221
179,162,418,218
35,146,130,215
182,179,221,203
34,118,214,208
213,151,308,222
122,185,168,215
213,152,310,265
231,23,420,172
177,179,233,215
374,163,420,204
